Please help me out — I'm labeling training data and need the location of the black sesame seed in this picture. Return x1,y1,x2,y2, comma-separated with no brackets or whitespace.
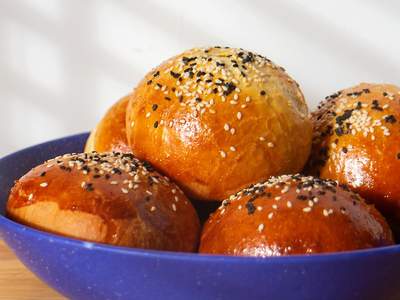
397,153,400,160
85,183,94,191
40,171,46,177
152,104,158,111
260,90,266,96
147,80,152,85
245,201,256,215
153,121,159,128
342,147,348,153
170,71,180,79
385,115,396,123
165,96,171,101
153,71,160,77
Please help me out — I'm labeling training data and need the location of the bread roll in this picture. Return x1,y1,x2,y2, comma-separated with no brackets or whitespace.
199,175,393,256
85,95,131,153
306,83,400,224
126,47,312,201
6,152,200,251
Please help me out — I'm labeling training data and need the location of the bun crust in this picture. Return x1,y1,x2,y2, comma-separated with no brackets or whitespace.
199,175,393,256
306,83,400,222
126,47,312,201
85,95,131,153
6,152,200,251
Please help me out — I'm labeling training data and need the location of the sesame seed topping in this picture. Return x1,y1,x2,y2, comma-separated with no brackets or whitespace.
28,193,33,201
150,206,156,212
220,150,227,158
286,201,292,208
40,182,48,188
121,188,129,194
257,223,264,232
268,212,274,219
237,112,242,120
172,203,177,211
229,146,236,152
224,123,230,131
303,207,312,213
267,142,274,148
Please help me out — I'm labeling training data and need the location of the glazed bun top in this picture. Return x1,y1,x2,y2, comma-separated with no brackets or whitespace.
127,46,312,201
199,174,393,256
306,83,400,220
85,95,131,153
7,152,200,251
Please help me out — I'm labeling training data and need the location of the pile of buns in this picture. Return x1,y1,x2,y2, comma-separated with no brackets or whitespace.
7,47,400,257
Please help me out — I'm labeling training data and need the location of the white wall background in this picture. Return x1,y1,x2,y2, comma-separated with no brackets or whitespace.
0,0,399,157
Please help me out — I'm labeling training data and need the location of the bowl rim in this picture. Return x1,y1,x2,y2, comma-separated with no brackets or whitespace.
1,132,400,263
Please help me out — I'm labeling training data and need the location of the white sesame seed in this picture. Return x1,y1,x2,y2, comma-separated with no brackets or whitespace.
209,109,216,114
267,142,274,148
131,121,135,128
110,181,118,185
257,206,263,211
171,189,177,194
28,193,33,201
281,186,290,194
150,206,156,212
224,123,230,131
286,201,292,208
238,205,242,210
121,188,129,194
303,207,312,213
272,204,278,210
259,136,266,141
257,223,264,232
323,209,329,217
245,96,251,103
220,150,227,158
308,200,314,207
268,212,274,219
146,190,153,195
233,94,239,100
229,146,236,152
145,112,151,118
237,112,242,120
172,203,177,211
230,128,236,135
174,196,179,202
274,196,281,201
40,182,48,188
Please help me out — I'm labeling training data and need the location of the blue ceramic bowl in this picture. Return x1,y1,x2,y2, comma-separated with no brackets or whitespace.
1,133,400,300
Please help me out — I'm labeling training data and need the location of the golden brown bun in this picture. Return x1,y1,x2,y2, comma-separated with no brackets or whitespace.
199,175,393,256
126,47,312,201
305,83,400,223
85,95,131,153
6,152,200,251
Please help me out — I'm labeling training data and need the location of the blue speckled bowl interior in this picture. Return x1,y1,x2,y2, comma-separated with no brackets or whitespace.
1,133,400,300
